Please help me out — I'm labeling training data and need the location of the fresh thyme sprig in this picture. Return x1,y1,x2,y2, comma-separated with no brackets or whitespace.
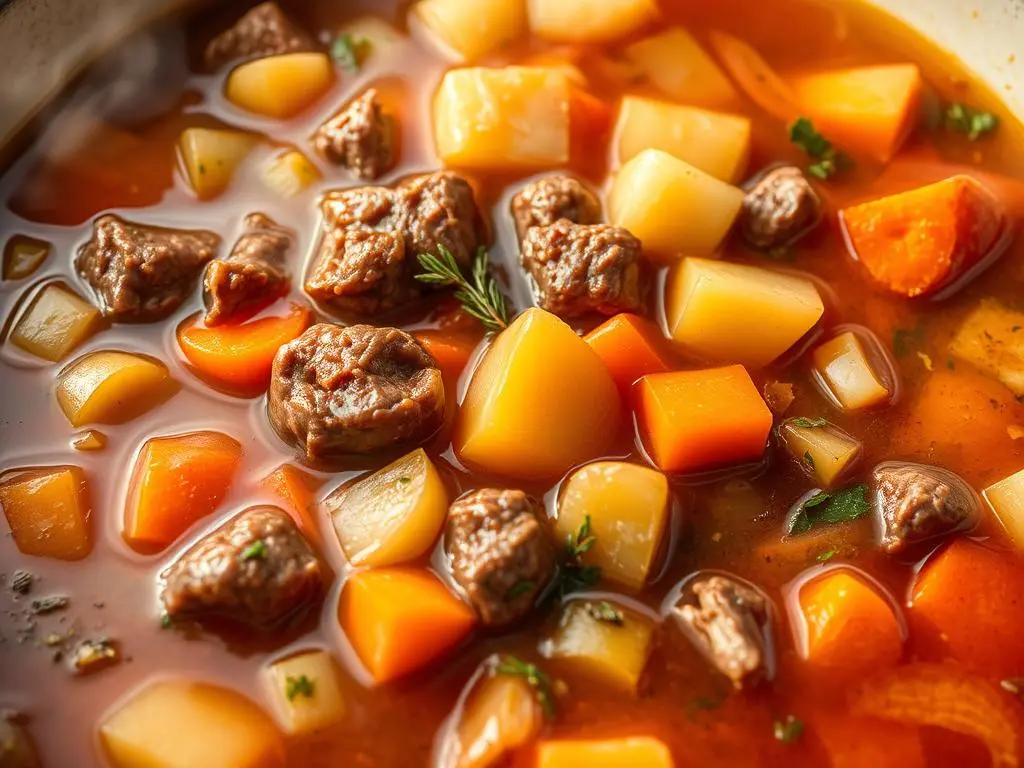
559,515,601,596
495,656,558,720
416,246,510,332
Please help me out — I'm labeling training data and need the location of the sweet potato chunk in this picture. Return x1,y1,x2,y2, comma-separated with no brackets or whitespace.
0,466,92,560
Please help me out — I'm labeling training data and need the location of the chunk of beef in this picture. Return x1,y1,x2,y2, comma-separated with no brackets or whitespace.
269,323,444,461
203,213,292,325
0,710,41,768
739,166,822,251
521,220,643,318
160,506,323,629
674,574,772,689
306,171,483,315
75,215,220,322
204,1,314,70
446,489,556,627
872,462,979,554
313,88,397,181
511,175,601,241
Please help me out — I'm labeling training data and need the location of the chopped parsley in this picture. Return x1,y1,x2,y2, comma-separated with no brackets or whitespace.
893,326,925,357
559,515,601,596
160,613,172,629
330,33,372,73
774,715,805,743
240,539,268,561
566,515,597,558
285,674,315,701
496,656,557,720
790,417,829,428
396,476,412,485
586,601,624,625
803,451,815,469
789,117,845,179
945,102,999,140
788,484,871,536
506,580,536,600
816,548,837,562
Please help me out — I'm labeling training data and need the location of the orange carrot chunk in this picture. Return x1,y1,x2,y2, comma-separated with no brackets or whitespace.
814,714,925,768
177,303,312,396
584,313,671,398
537,736,673,768
636,365,772,473
123,431,242,553
261,463,324,545
339,568,477,684
413,329,478,381
570,86,615,163
841,175,1005,298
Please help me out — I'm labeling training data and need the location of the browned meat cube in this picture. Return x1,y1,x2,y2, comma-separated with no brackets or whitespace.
203,213,292,325
674,574,772,689
269,323,445,461
511,175,602,241
313,88,397,181
204,1,314,70
872,462,980,554
520,220,644,318
739,165,822,251
75,214,220,322
160,506,324,630
305,171,484,315
446,489,557,627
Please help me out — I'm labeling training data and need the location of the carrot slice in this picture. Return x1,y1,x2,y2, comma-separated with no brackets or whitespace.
123,431,242,553
177,303,312,396
261,463,324,545
570,87,615,157
706,30,799,122
413,329,478,381
850,663,1022,768
814,713,925,768
339,568,476,684
584,313,671,399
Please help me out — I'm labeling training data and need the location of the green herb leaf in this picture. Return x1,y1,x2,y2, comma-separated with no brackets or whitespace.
330,33,371,74
567,514,596,559
945,102,999,140
802,452,815,470
816,548,836,562
496,656,557,720
160,613,172,629
285,674,315,701
586,601,624,625
790,417,829,428
416,246,510,332
774,715,804,743
506,580,536,601
789,117,846,180
787,484,871,535
559,563,601,596
241,539,268,561
396,476,411,485
893,326,925,357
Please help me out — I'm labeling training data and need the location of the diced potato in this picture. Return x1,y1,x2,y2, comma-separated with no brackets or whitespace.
9,283,102,362
537,737,673,768
556,462,670,591
608,149,744,259
261,150,321,197
413,0,525,62
3,235,50,281
327,448,448,567
666,258,825,367
624,27,737,108
780,419,863,488
949,299,1024,397
811,331,892,411
262,649,346,736
526,0,658,44
433,67,570,169
983,467,1024,550
0,466,92,560
455,308,621,479
540,600,655,692
178,128,257,200
616,97,750,182
100,679,285,768
226,52,335,120
72,430,108,452
56,350,178,427
337,15,405,61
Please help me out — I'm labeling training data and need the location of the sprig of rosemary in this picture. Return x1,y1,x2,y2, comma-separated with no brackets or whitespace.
416,246,510,332
496,656,557,720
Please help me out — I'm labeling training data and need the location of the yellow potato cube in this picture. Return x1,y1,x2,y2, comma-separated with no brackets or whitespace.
526,0,659,44
261,150,321,197
337,16,405,62
455,308,621,479
262,649,346,736
616,96,751,182
780,419,863,489
10,282,102,362
433,67,570,169
948,298,1024,397
178,127,257,200
0,466,92,561
226,52,335,120
3,235,50,281
556,462,670,591
811,332,891,411
100,680,285,768
624,26,737,108
537,737,673,768
56,351,179,427
541,600,655,692
327,448,448,567
414,0,525,62
984,467,1024,550
608,149,744,259
666,258,825,367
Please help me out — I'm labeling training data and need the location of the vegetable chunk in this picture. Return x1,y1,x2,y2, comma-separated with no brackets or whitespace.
984,467,1024,550
123,431,243,552
706,30,798,122
666,258,824,367
339,568,477,684
948,298,1024,397
100,680,285,768
536,737,673,768
0,466,92,560
413,0,525,62
526,0,658,44
455,308,621,479
780,418,862,488
583,313,670,399
10,283,102,362
811,331,892,411
262,649,346,736
261,463,322,543
261,150,321,197
178,128,258,200
3,235,50,280
841,175,1005,298
615,96,751,182
556,462,670,591
433,67,570,169
56,351,178,427
624,27,737,108
637,365,772,474
609,149,744,258
226,52,335,119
